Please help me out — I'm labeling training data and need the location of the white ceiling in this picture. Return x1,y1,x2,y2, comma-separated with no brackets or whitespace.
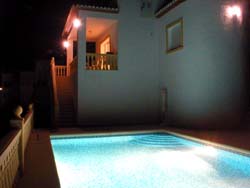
86,17,117,41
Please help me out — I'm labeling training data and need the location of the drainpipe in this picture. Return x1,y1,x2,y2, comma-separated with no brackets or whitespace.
161,88,167,123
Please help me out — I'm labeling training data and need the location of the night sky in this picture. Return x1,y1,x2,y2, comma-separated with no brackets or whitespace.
1,0,74,71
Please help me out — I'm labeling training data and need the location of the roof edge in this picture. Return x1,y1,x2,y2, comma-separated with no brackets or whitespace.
76,4,119,14
155,0,186,18
61,4,119,39
62,5,78,39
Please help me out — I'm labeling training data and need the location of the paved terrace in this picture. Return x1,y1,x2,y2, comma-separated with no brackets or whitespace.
17,126,250,188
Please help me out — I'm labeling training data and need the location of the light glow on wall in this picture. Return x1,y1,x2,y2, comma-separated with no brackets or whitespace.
100,37,111,54
223,4,243,27
226,5,242,18
63,41,70,48
73,18,81,28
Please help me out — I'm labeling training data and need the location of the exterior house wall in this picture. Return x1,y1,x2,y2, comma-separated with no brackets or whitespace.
157,0,248,128
96,22,118,54
76,0,160,125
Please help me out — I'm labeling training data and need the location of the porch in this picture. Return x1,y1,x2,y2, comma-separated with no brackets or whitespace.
60,16,118,76
54,53,118,77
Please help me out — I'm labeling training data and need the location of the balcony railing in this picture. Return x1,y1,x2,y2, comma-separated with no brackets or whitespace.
86,53,118,70
55,65,67,77
53,53,117,76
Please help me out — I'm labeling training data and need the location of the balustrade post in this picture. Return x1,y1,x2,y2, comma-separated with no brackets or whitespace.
50,57,55,73
28,103,34,128
10,105,25,176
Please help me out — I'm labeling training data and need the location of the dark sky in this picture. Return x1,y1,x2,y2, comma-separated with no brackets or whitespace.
1,0,74,71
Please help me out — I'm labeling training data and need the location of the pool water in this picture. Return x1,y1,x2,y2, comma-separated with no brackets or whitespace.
50,133,250,188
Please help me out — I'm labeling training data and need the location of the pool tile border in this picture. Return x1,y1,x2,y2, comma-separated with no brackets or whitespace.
50,129,250,156
164,130,250,157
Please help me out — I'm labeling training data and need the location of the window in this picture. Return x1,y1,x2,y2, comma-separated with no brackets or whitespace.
100,36,111,54
166,18,183,53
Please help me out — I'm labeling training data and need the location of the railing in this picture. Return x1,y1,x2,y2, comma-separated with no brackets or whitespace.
50,57,59,129
86,53,118,70
55,65,67,77
0,131,21,188
0,104,34,188
23,107,34,151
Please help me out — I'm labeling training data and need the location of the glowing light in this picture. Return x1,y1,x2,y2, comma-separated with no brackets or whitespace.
226,5,242,18
114,153,147,174
73,18,81,28
63,41,69,48
193,146,217,157
153,150,213,173
0,87,3,91
56,161,96,186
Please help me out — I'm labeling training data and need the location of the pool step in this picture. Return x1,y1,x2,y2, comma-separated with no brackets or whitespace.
130,134,190,148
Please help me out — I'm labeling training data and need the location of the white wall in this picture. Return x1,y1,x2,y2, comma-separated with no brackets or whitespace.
156,0,248,128
76,0,160,125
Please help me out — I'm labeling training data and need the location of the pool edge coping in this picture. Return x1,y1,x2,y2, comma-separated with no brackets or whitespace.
50,129,250,156
50,129,165,139
164,130,250,156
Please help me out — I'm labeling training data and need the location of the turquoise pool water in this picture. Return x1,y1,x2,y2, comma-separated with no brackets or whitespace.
50,133,250,188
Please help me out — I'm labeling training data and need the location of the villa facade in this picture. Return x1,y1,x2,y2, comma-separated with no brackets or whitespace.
55,0,249,128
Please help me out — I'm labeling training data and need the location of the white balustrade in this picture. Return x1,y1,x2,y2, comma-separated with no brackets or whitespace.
86,53,118,70
55,66,67,77
0,104,34,188
0,131,21,188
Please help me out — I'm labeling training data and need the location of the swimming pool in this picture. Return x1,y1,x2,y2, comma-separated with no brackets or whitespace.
50,132,250,188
